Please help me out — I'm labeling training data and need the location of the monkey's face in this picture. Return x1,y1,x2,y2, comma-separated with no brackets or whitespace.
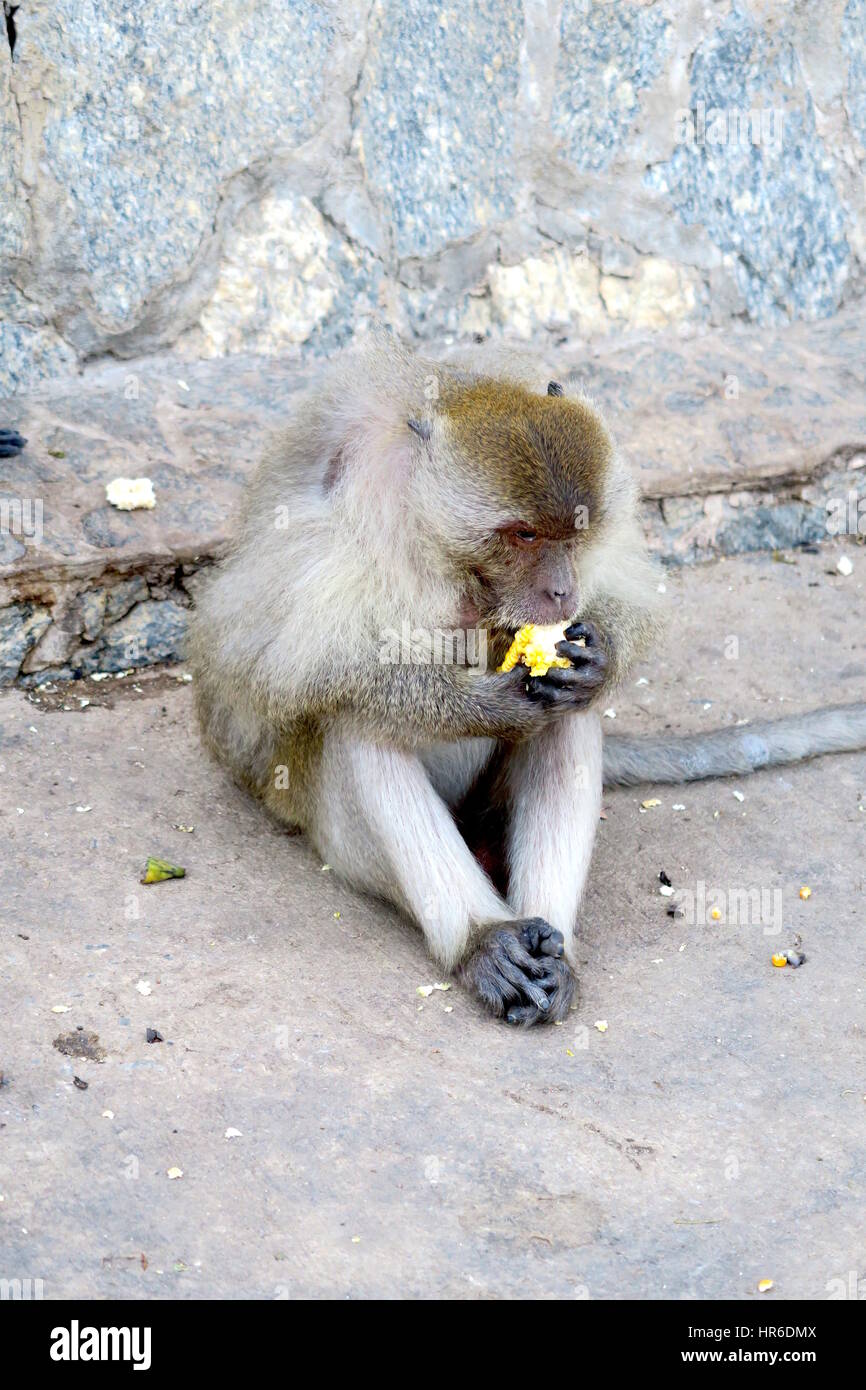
433,382,614,631
468,523,584,629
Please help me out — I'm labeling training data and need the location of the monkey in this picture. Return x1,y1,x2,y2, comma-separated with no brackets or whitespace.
0,429,26,458
189,332,661,1025
189,331,866,1026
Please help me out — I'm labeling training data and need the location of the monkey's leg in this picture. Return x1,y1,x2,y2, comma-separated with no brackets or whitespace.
504,710,603,970
310,730,507,968
309,729,572,1023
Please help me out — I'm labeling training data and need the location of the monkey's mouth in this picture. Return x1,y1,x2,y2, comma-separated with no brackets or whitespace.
497,601,577,631
466,572,573,633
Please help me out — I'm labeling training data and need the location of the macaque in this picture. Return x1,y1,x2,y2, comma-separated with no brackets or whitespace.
190,333,659,1024
190,332,866,1025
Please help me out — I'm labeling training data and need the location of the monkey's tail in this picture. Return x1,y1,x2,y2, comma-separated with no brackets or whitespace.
602,703,866,786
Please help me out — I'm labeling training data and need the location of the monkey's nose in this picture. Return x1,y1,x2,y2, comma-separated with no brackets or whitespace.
546,588,576,614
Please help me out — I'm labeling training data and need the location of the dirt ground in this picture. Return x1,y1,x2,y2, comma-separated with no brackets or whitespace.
1,543,864,1300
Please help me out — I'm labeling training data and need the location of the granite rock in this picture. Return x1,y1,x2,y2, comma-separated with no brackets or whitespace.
2,2,865,391
645,4,850,322
358,0,524,260
87,597,189,674
552,0,670,171
0,601,51,682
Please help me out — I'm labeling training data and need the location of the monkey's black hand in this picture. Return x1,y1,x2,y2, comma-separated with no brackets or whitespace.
459,917,576,1026
0,429,27,458
525,620,608,709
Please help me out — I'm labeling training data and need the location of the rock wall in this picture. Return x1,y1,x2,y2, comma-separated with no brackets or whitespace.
1,0,865,397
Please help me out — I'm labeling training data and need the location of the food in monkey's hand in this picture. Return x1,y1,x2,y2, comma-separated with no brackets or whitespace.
497,623,585,678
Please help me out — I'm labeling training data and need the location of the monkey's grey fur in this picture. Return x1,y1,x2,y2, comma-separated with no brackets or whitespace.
189,330,866,1025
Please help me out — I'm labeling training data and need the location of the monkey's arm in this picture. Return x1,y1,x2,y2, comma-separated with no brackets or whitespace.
577,589,661,690
281,659,554,745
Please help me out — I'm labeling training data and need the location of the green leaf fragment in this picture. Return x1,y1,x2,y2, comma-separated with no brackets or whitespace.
141,857,186,885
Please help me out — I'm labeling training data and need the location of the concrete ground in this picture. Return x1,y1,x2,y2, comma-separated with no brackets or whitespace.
1,543,865,1300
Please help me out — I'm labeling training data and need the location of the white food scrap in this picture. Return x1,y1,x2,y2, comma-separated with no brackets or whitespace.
105,477,156,511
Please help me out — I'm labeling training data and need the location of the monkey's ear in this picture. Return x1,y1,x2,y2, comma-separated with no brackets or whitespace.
547,380,564,397
407,418,432,442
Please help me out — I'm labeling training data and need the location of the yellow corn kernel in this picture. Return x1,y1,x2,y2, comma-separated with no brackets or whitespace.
771,953,787,968
799,885,811,900
497,623,576,678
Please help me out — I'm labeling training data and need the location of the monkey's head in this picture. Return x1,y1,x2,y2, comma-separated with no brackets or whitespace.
408,378,624,631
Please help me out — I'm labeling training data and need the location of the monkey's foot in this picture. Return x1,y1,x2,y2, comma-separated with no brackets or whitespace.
459,918,576,1027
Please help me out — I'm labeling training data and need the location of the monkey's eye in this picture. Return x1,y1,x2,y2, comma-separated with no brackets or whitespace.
505,525,538,548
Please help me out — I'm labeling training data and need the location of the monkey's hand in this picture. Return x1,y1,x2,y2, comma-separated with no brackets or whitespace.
524,620,608,710
459,918,576,1026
